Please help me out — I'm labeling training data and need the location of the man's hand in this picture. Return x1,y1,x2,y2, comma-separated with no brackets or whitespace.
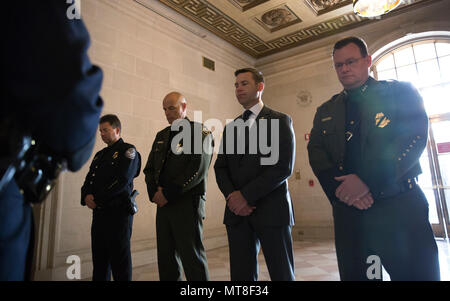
84,194,96,209
235,204,256,216
352,192,374,210
335,174,370,205
227,191,256,216
152,186,168,208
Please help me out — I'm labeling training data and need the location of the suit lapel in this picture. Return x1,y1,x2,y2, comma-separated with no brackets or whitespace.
255,105,271,122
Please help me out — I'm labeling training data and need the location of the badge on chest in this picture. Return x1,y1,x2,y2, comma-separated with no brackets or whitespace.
375,112,390,128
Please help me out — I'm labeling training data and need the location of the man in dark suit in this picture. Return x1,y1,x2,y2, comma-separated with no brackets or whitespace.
214,68,296,281
144,92,213,281
81,114,141,281
1,1,103,280
307,37,440,280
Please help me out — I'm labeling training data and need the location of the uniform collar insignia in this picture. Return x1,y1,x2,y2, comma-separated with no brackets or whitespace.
361,84,368,93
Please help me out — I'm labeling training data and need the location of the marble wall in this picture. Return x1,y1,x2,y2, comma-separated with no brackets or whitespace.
32,0,450,280
33,0,255,280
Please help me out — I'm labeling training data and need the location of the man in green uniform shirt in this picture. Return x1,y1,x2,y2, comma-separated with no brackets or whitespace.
308,37,440,281
144,92,213,281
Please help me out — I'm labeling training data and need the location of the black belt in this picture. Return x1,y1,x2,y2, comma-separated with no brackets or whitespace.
95,195,127,211
374,178,418,200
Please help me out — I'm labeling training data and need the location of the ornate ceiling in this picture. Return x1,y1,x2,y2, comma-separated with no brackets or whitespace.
144,0,436,58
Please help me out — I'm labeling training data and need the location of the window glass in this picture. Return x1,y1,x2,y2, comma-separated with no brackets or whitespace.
377,69,397,81
393,46,415,67
413,43,436,62
396,64,418,84
439,55,450,81
436,42,450,56
417,59,441,87
376,54,395,71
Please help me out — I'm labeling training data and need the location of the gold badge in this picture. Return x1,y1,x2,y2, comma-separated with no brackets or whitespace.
176,143,183,154
112,151,118,159
375,113,390,128
321,117,332,122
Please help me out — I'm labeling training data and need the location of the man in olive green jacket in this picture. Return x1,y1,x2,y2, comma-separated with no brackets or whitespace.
144,92,213,281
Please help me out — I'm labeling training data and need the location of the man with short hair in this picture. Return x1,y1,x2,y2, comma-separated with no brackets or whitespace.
307,37,440,280
214,68,296,281
81,114,141,281
144,92,213,281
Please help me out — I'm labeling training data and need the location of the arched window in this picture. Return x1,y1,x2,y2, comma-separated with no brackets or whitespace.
372,39,450,115
371,34,450,239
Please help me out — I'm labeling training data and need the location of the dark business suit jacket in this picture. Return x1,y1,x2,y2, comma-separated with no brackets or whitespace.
214,105,295,227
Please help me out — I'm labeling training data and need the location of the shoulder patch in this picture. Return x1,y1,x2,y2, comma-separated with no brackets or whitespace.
125,148,136,159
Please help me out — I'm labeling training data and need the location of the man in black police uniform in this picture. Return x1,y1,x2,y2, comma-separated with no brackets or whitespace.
1,2,103,280
144,92,213,281
81,114,141,281
308,37,440,280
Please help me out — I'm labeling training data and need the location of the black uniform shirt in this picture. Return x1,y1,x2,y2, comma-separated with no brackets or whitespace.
158,129,181,201
81,138,141,208
344,84,366,175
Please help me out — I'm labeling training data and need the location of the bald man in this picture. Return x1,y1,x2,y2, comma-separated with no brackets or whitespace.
143,92,214,281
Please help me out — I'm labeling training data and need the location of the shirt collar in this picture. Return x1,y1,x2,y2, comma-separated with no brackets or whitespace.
344,77,375,96
244,101,264,118
107,138,123,149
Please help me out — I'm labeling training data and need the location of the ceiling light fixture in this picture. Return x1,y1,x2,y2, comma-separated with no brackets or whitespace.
353,0,402,18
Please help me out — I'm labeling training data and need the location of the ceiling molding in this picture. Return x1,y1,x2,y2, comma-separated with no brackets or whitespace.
227,0,270,12
156,0,436,58
132,0,256,67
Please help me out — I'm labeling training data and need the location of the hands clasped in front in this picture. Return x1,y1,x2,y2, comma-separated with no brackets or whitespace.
152,186,169,207
334,174,373,210
85,194,97,209
227,191,256,216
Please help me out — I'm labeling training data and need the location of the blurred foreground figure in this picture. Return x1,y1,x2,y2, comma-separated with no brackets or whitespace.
1,1,103,280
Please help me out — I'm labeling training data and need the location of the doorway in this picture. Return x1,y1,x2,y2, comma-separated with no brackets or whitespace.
419,113,450,238
373,38,450,239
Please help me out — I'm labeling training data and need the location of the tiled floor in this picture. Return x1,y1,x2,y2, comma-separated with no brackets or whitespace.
133,238,450,281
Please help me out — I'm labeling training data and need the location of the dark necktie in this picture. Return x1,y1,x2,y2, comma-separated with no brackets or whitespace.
242,110,252,121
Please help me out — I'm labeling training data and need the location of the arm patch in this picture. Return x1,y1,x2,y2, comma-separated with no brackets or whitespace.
125,148,136,159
